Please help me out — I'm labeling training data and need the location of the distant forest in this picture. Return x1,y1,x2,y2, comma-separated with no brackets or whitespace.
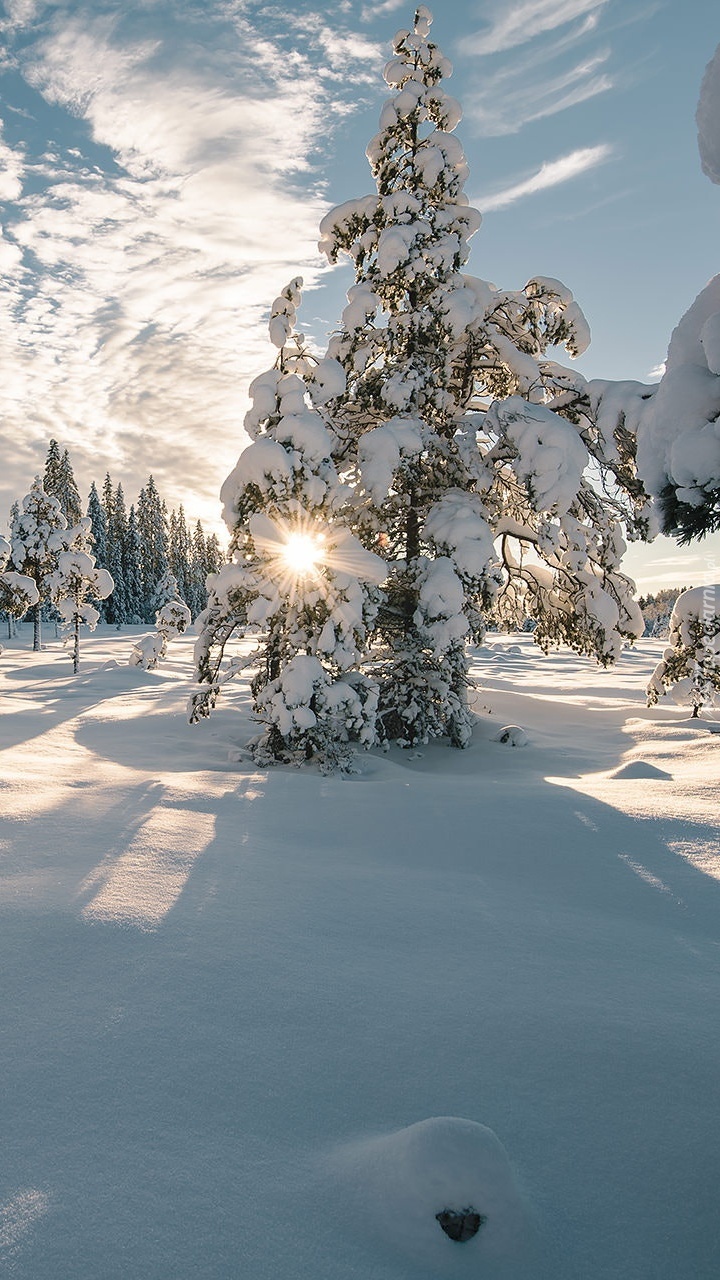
8,440,224,625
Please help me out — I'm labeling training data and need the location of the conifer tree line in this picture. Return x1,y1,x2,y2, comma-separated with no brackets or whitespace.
3,439,224,630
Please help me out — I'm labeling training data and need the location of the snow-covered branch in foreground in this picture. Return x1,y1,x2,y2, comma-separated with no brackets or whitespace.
636,276,720,541
633,41,720,542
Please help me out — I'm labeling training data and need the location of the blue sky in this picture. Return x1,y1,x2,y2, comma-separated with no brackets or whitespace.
1,0,719,589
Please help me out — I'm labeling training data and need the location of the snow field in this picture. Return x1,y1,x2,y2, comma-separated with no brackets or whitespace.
1,628,719,1278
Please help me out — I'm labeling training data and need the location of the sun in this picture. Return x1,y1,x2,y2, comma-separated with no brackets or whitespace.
281,532,324,576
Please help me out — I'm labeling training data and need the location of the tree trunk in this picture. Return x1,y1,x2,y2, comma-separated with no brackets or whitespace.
32,602,41,651
73,612,80,675
406,486,420,563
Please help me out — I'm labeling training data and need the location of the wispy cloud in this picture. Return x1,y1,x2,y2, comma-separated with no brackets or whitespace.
475,144,612,211
467,0,610,57
0,1,380,528
462,8,613,135
360,0,406,23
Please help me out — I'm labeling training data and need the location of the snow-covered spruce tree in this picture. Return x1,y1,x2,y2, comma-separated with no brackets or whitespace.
105,482,130,626
9,478,70,651
137,476,169,620
191,279,385,770
188,521,209,618
44,440,82,526
87,482,108,565
169,506,191,605
124,505,145,623
47,520,114,673
0,535,39,637
315,6,649,746
647,585,720,716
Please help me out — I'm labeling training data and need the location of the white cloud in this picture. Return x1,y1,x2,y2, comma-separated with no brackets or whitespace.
462,10,613,135
0,125,26,200
360,0,406,22
475,144,612,211
0,1,381,531
467,0,609,57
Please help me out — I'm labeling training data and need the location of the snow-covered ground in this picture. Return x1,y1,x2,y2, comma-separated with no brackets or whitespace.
1,627,719,1279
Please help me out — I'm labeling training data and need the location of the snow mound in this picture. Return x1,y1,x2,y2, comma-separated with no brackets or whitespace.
611,761,673,780
493,725,529,747
324,1116,535,1273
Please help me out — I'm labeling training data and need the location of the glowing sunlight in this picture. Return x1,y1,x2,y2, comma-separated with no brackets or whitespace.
281,532,325,576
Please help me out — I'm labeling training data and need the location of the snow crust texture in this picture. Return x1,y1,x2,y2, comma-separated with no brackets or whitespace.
2,630,720,1280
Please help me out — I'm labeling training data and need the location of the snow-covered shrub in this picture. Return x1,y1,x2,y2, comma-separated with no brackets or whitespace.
647,585,720,716
129,632,166,671
130,593,191,671
156,597,192,638
152,570,183,613
493,725,529,748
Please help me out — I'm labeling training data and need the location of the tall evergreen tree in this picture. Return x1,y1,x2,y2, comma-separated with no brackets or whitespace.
124,505,144,623
86,481,110,621
205,533,224,577
44,441,82,526
105,483,129,626
188,521,208,618
192,6,650,766
102,472,115,524
137,476,169,619
59,450,83,526
86,482,108,564
169,505,191,605
43,439,62,498
315,6,648,743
